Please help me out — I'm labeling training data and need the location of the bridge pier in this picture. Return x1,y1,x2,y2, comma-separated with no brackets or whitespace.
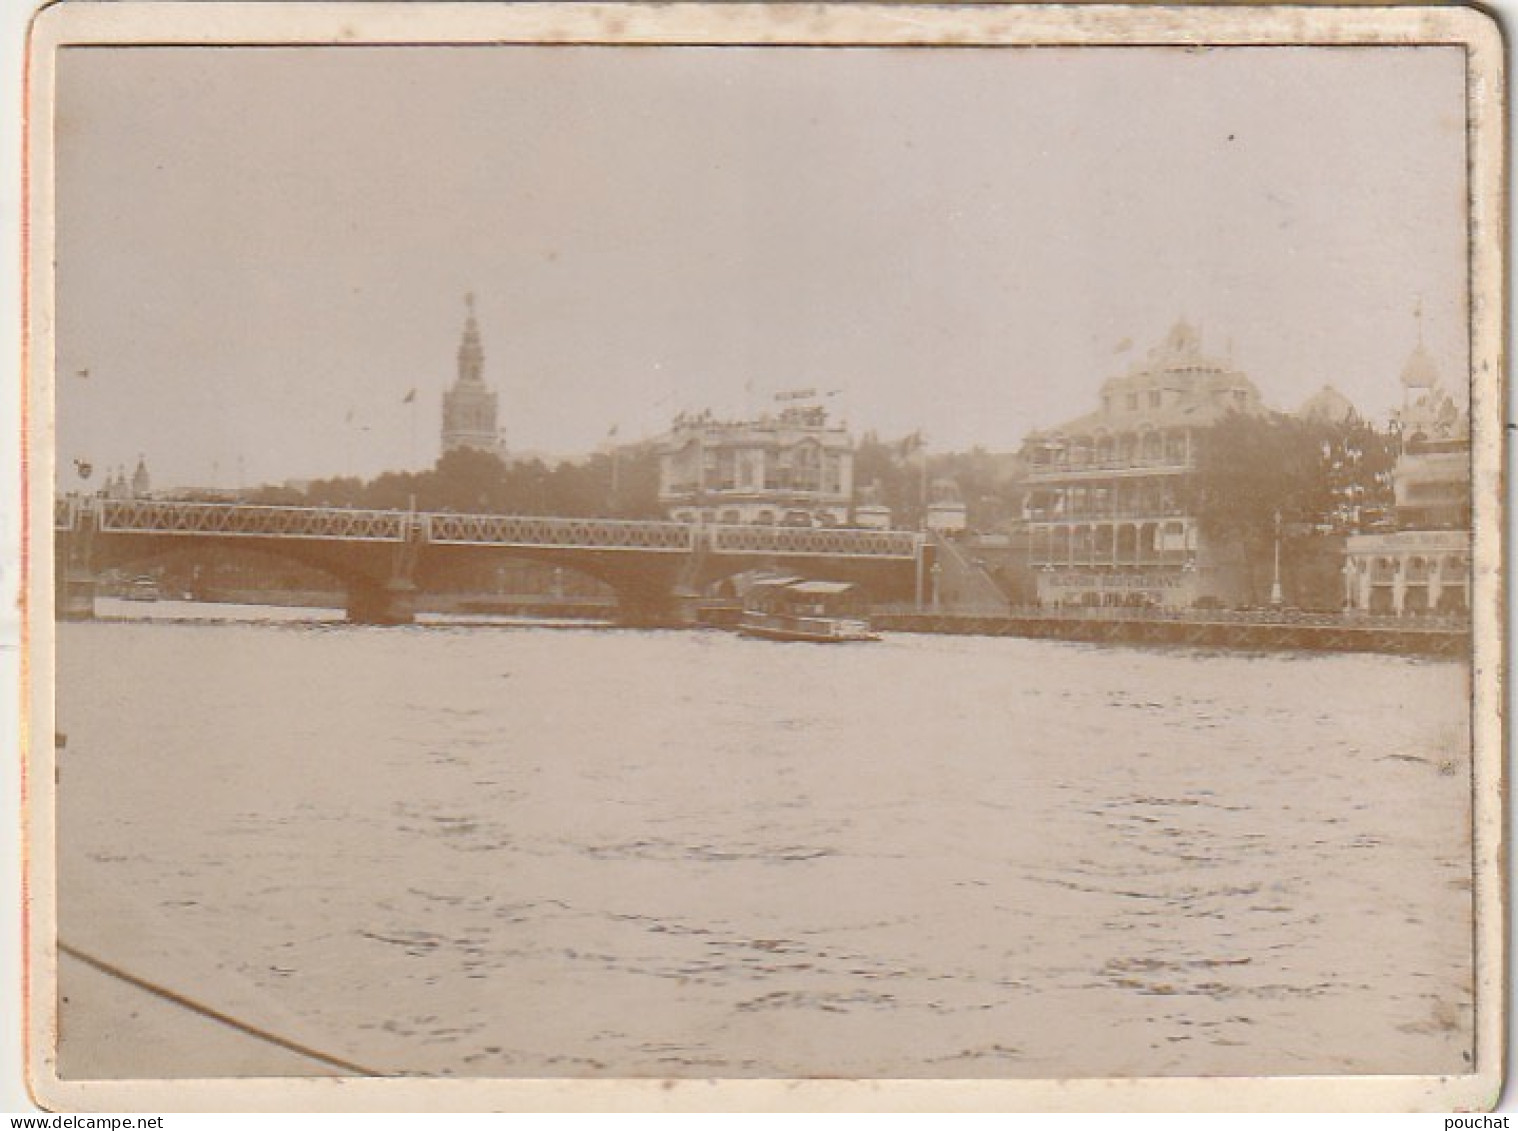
56,506,98,620
346,580,418,626
57,571,97,621
613,598,684,628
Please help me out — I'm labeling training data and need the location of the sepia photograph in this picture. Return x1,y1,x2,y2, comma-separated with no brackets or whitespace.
20,1,1505,1113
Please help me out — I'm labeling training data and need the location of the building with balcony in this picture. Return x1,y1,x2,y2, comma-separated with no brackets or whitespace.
657,404,854,525
1343,341,1470,615
1020,319,1269,608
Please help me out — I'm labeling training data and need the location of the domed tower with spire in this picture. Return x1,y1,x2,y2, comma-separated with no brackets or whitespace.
441,293,503,458
1343,301,1472,616
1394,301,1466,446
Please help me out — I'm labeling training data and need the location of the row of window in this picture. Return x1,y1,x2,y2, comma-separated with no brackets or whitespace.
1026,486,1182,516
663,474,846,496
1355,554,1469,582
1030,434,1191,466
1100,388,1251,414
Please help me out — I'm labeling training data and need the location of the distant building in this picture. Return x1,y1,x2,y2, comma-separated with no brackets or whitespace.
657,404,854,525
441,294,503,458
925,477,968,536
1020,319,1270,608
1388,342,1470,530
1343,341,1470,615
102,467,128,500
100,458,151,500
1296,384,1358,424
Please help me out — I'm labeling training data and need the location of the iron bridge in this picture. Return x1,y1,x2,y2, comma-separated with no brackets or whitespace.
54,497,928,624
54,497,923,559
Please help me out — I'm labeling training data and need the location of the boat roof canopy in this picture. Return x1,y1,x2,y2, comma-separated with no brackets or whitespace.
748,575,806,590
786,580,856,596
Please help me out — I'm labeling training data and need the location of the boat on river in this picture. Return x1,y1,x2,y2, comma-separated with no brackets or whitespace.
737,578,879,643
123,576,161,602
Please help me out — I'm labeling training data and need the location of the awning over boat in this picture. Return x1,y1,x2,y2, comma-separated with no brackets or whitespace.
786,580,856,595
747,576,806,590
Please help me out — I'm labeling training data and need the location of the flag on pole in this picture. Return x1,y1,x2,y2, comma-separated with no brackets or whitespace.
607,423,619,438
402,389,416,404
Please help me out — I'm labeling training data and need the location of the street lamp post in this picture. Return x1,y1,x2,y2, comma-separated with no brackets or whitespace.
915,541,926,610
1269,508,1284,607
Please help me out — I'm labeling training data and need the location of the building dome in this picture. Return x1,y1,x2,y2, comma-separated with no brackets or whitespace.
1151,317,1204,364
1400,343,1440,390
1297,384,1357,424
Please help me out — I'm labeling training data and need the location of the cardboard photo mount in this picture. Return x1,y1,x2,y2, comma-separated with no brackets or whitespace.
20,1,1507,1113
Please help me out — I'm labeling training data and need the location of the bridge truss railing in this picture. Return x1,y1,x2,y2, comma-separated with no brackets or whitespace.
706,524,923,559
56,498,928,560
92,499,411,542
425,513,694,551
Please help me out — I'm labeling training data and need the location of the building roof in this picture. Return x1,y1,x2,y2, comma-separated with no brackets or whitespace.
1399,342,1440,389
658,405,852,452
1296,384,1358,423
1027,320,1267,441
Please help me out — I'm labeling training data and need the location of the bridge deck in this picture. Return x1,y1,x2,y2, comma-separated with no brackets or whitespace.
55,498,924,559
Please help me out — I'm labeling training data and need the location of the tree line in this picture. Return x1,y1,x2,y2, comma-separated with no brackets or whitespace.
246,444,665,518
236,412,1398,568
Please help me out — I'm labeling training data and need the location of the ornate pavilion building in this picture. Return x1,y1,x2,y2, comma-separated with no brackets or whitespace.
657,403,855,526
441,294,504,458
1343,341,1470,615
1020,320,1270,609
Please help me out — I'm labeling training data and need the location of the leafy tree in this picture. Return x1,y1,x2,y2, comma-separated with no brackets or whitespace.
932,446,1027,531
603,443,663,518
852,432,913,520
1318,412,1397,531
286,441,665,519
422,448,514,512
1181,410,1398,601
854,432,1023,531
300,475,368,508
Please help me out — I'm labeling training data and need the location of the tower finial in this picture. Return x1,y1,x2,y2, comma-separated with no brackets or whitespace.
457,292,485,386
1414,295,1424,346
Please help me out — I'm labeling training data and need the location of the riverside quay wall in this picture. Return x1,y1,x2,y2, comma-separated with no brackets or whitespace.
871,607,1470,659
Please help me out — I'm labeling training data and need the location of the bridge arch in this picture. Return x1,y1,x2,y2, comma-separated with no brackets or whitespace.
57,499,924,625
77,532,411,622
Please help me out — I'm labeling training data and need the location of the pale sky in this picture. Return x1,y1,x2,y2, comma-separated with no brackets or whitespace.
54,44,1469,491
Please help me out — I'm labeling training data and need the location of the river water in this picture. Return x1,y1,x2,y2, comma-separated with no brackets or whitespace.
54,604,1474,1080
